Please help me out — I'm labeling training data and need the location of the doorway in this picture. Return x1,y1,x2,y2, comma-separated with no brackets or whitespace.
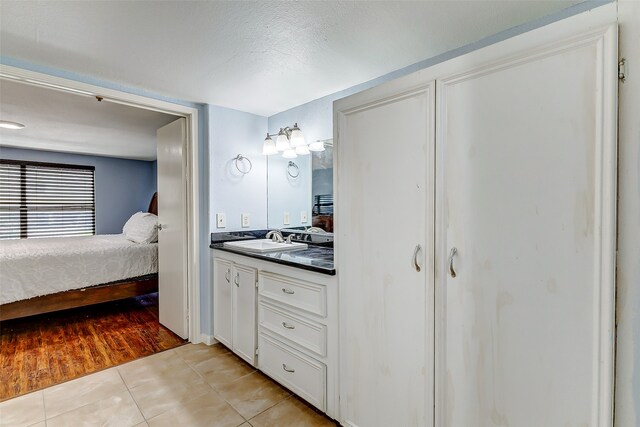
0,65,201,340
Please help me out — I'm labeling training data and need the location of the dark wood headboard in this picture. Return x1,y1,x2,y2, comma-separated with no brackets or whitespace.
148,192,158,215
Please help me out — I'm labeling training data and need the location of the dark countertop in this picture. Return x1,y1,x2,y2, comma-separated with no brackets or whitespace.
210,231,335,275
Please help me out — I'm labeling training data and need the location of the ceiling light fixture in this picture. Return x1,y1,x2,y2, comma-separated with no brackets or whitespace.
0,120,25,130
263,123,307,158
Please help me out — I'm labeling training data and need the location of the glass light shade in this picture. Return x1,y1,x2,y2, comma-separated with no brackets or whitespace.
308,141,325,152
282,149,298,159
295,144,310,155
275,129,290,151
262,135,277,155
289,123,305,147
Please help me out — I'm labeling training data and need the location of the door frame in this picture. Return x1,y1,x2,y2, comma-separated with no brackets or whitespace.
0,64,201,343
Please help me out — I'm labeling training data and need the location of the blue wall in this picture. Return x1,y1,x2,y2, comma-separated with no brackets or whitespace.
0,146,156,234
209,105,268,232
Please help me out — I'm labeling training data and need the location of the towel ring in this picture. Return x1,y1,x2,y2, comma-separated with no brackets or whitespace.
287,161,300,178
233,154,252,175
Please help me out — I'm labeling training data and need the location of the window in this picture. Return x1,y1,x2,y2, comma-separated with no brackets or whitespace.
0,160,95,239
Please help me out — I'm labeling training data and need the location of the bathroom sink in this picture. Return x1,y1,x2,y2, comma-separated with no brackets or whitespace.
223,239,308,253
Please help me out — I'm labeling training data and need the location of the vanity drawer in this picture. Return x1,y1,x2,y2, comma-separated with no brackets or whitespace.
259,302,326,357
259,272,326,317
258,333,326,411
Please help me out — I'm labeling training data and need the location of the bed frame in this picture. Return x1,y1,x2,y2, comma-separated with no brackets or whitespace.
0,193,159,322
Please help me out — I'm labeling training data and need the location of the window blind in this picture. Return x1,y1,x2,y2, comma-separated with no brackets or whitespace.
0,160,95,239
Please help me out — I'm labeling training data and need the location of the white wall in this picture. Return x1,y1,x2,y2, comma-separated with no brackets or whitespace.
209,105,268,232
614,0,640,425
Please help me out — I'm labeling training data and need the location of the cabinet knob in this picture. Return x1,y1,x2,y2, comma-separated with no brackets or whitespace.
282,363,295,373
282,322,295,330
449,247,458,278
412,244,422,272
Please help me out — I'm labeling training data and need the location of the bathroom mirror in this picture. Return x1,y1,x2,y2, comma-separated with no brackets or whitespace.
266,139,333,232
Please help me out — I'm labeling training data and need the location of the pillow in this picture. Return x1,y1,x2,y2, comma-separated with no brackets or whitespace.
123,211,158,244
123,211,145,235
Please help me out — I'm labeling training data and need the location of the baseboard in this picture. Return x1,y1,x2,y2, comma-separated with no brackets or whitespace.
199,334,219,345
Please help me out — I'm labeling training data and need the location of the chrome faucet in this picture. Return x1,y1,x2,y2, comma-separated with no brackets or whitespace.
285,234,295,244
265,230,284,243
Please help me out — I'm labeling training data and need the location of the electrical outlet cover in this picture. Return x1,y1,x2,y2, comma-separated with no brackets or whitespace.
283,212,290,225
301,211,308,223
216,213,226,228
241,213,250,228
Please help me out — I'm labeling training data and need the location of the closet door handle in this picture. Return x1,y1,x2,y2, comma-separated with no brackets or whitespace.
234,273,240,287
282,364,295,373
448,247,458,278
282,322,295,330
225,269,231,283
412,245,422,272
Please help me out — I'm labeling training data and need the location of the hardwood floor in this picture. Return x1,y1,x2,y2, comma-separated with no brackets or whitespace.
0,293,185,401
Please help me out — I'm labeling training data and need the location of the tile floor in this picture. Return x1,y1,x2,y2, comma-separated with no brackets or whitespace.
0,343,338,427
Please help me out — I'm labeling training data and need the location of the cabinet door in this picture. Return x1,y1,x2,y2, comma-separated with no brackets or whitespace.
233,265,257,365
435,26,617,427
213,258,233,349
336,81,435,427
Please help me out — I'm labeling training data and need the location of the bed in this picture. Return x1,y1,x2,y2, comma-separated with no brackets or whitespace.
0,193,159,321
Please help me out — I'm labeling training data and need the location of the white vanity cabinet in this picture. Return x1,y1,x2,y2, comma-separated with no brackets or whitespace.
336,12,617,427
211,249,338,419
213,257,257,366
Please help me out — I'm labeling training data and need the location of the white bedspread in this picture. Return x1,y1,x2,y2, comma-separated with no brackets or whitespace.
0,234,158,305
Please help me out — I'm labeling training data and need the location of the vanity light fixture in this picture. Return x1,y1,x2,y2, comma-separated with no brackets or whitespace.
262,123,307,157
262,134,277,155
295,144,310,155
0,120,25,130
308,140,326,152
282,149,298,159
275,129,290,152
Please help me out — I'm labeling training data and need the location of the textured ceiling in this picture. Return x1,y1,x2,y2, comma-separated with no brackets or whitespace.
0,1,582,117
0,79,177,160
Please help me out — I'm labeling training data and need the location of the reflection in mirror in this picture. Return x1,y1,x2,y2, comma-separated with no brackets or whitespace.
267,153,312,229
311,139,333,232
266,139,333,233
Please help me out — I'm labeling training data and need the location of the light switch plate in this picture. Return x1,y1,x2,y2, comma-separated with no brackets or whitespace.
216,213,226,228
241,213,250,228
283,212,291,225
300,211,308,223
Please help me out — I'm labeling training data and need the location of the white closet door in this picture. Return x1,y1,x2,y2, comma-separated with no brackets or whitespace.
157,118,188,339
336,82,435,427
435,26,617,427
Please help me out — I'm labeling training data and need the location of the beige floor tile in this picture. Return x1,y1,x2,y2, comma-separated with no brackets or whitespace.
43,368,127,418
249,396,337,427
46,390,144,427
216,371,291,420
176,343,230,365
133,423,149,427
0,391,44,427
129,374,213,419
194,352,256,388
118,352,200,389
25,423,45,427
147,389,245,427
